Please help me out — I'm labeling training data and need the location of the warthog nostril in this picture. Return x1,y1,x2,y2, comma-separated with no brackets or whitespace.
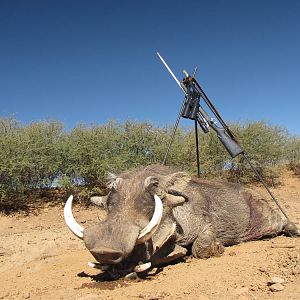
90,247,124,264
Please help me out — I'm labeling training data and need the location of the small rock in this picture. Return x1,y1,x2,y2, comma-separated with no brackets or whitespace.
125,272,139,280
23,292,30,299
269,283,284,292
267,276,285,285
228,251,237,256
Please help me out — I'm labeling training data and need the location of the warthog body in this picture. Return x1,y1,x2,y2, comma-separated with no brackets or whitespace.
64,165,299,278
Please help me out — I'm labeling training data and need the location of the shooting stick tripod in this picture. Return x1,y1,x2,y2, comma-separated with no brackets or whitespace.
157,53,290,221
161,73,202,177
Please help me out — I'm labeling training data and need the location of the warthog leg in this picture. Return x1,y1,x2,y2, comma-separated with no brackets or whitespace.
192,227,225,259
152,244,187,265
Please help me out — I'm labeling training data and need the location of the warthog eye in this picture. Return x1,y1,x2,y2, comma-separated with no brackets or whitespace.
112,254,121,261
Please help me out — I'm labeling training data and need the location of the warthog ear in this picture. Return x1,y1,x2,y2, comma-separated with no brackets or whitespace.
107,173,123,189
144,176,159,191
90,195,108,208
90,173,122,209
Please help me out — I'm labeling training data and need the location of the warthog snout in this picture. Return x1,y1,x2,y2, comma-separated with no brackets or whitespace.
90,246,124,264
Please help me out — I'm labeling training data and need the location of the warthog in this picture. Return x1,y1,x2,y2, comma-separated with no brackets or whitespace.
64,165,299,278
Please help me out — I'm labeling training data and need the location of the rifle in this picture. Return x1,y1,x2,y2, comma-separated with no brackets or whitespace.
157,52,243,159
157,52,290,221
183,74,244,158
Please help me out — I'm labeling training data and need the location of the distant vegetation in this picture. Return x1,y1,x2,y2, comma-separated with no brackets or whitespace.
0,117,299,207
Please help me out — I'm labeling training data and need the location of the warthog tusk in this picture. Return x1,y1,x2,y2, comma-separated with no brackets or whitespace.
134,262,152,273
64,195,84,239
88,261,110,270
136,194,163,244
88,261,100,268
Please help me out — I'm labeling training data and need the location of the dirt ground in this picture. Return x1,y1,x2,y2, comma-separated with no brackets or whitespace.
0,171,299,300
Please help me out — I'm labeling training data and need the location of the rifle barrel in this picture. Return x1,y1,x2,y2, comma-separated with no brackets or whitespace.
157,52,186,93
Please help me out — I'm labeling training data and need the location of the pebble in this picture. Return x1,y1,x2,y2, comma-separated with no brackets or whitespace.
125,272,139,280
267,276,285,285
269,283,284,292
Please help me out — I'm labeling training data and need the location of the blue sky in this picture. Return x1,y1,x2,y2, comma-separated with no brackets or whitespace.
0,0,299,134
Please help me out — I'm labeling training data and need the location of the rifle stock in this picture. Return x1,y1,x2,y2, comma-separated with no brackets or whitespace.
210,123,244,158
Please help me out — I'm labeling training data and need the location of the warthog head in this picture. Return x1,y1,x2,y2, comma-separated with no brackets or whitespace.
64,165,188,277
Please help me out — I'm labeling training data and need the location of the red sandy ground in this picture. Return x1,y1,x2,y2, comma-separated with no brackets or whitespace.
0,171,299,300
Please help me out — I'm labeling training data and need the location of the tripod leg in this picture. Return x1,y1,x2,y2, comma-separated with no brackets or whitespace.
243,153,289,220
162,99,186,165
195,119,200,177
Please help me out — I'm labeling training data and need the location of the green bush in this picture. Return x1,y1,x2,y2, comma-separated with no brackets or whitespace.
0,117,298,207
0,118,64,202
286,136,300,175
226,122,288,184
62,121,124,185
